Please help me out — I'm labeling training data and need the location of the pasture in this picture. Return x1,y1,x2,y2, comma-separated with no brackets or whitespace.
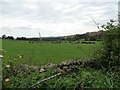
2,39,101,65
2,39,120,88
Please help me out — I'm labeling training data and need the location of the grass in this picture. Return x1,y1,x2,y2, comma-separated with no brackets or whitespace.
2,39,101,65
3,67,120,89
2,39,120,88
46,68,119,88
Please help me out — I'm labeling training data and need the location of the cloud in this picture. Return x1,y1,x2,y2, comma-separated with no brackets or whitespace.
0,0,119,37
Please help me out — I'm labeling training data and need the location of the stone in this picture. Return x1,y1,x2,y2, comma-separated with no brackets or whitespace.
39,68,45,73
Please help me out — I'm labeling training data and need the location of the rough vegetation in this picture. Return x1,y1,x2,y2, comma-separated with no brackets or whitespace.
94,20,120,70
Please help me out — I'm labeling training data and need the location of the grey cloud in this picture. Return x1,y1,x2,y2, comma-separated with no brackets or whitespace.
0,0,119,37
0,26,57,37
1,1,118,23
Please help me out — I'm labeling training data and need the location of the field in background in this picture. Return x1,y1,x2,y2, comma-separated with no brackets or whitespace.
2,39,120,88
2,39,101,65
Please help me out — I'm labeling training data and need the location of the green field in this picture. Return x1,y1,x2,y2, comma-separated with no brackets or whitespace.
2,39,120,88
2,39,101,65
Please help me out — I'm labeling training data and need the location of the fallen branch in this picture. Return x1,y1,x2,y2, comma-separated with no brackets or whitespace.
28,72,61,89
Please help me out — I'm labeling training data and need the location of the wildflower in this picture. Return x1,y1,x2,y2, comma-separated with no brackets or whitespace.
19,55,22,59
5,78,10,82
19,54,23,59
6,64,10,68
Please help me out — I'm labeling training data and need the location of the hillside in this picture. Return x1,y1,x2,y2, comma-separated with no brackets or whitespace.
65,30,104,41
10,30,104,41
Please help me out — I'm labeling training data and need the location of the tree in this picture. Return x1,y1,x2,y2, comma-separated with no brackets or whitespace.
2,34,7,39
6,36,14,40
16,37,27,40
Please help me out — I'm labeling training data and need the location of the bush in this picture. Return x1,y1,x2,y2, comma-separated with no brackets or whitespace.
95,20,120,70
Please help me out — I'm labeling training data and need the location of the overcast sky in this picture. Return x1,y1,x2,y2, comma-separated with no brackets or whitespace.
0,0,119,38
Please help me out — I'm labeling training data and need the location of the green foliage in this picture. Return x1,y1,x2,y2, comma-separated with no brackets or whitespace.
95,20,120,69
3,61,120,89
2,59,56,88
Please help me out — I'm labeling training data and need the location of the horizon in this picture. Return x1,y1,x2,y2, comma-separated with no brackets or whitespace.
0,0,119,37
1,30,103,38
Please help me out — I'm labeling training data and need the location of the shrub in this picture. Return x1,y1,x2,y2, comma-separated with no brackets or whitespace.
95,20,120,70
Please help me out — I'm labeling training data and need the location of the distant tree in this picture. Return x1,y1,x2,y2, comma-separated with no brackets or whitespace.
16,37,27,40
89,36,96,41
74,34,80,40
2,34,7,39
6,36,14,40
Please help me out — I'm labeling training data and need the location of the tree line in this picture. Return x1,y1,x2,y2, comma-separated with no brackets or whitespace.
1,30,103,41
